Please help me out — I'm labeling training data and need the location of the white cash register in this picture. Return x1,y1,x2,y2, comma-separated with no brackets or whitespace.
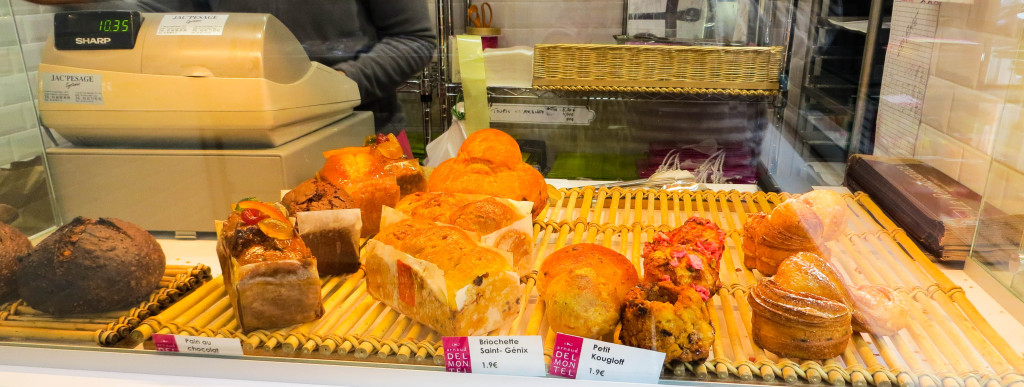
38,11,374,233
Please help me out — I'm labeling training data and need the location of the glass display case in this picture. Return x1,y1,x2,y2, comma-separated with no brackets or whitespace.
0,0,1023,386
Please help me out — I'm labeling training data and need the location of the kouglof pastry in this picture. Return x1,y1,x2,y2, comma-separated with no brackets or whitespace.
621,282,715,363
621,216,724,364
18,217,165,315
427,129,548,219
743,189,847,275
539,243,639,339
216,200,323,332
643,216,726,298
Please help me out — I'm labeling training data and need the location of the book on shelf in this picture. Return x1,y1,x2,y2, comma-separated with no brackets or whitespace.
844,155,1024,262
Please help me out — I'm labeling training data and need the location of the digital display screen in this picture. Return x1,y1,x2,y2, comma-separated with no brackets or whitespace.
54,11,142,50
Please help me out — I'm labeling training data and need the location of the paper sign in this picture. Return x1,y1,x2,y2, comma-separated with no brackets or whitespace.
156,14,229,36
549,333,666,384
442,336,545,376
152,334,243,356
41,73,103,105
490,104,596,125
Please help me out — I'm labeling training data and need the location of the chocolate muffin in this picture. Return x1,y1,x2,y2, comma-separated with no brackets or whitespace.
282,178,355,213
17,217,165,315
0,222,32,300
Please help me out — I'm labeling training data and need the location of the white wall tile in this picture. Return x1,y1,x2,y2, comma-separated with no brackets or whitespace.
959,145,990,194
19,41,43,72
0,135,12,167
8,127,42,161
0,101,32,137
984,160,1009,209
0,73,32,106
1000,163,1024,214
15,13,52,44
934,27,987,89
948,86,1002,153
922,76,955,132
915,123,964,179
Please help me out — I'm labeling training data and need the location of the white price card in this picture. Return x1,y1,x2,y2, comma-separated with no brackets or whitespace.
549,333,666,384
152,334,243,356
156,14,229,36
490,103,596,125
442,336,545,376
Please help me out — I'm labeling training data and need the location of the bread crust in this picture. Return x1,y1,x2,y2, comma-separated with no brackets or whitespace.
17,217,165,315
539,244,639,339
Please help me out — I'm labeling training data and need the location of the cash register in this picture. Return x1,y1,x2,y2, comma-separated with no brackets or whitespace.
38,11,374,233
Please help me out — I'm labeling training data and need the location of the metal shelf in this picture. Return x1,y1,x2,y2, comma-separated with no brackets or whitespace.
445,84,778,103
802,85,854,116
396,79,423,94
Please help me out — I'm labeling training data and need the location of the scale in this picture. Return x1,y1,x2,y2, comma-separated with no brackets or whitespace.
38,11,374,233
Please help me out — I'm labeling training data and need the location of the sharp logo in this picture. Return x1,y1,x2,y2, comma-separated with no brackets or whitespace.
75,37,112,45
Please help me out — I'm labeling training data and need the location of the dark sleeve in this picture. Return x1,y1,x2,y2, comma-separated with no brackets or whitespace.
334,0,437,103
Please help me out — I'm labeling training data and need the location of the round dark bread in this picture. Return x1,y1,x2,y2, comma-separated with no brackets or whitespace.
17,217,165,315
0,222,32,300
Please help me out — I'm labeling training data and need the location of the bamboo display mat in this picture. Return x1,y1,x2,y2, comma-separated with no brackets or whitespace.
0,264,211,346
134,189,1024,387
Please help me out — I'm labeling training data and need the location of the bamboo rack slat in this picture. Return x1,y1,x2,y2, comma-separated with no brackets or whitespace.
140,189,1024,386
0,264,211,346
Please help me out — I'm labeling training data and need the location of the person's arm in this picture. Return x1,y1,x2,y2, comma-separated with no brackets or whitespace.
334,0,437,103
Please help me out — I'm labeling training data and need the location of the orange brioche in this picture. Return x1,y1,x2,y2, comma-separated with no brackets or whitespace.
743,189,846,275
393,192,535,275
427,129,548,218
363,218,522,336
538,244,639,339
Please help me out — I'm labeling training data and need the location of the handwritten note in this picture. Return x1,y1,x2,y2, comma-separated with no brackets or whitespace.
490,104,596,125
442,336,545,376
875,1,939,156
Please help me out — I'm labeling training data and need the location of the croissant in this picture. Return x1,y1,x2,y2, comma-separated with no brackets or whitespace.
850,285,908,336
748,252,852,359
743,190,846,275
748,278,852,359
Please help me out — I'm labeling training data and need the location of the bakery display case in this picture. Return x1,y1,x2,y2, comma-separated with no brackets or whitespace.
1,0,1024,386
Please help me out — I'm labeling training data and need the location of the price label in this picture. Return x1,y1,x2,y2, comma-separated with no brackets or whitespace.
152,334,243,356
549,333,666,384
490,103,596,125
442,336,545,376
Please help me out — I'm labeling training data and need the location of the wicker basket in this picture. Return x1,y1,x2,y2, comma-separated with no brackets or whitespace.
532,44,782,94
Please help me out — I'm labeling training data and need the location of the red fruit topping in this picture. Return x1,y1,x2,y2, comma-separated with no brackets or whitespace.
240,208,267,225
653,232,671,243
660,274,671,282
693,285,711,301
687,254,704,271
